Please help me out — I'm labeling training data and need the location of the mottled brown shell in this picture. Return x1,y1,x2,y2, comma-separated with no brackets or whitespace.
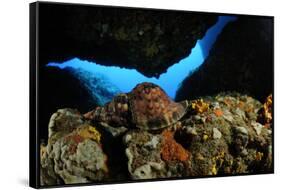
129,82,186,130
84,93,131,126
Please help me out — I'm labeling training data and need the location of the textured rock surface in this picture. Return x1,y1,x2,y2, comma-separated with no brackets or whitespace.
47,108,84,145
39,3,217,77
124,130,166,179
41,92,272,186
123,129,191,179
177,93,272,175
41,109,108,186
176,17,273,102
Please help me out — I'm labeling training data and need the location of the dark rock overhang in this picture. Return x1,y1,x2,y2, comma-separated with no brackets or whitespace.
38,3,218,77
175,16,273,102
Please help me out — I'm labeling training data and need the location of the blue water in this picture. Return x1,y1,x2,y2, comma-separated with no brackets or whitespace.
47,16,236,100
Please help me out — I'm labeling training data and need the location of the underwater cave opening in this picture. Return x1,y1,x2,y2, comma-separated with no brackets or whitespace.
46,16,236,104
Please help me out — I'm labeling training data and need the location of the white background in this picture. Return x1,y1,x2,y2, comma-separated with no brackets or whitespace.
0,0,280,189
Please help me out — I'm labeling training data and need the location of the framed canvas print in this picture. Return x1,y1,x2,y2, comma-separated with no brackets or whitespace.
29,1,274,188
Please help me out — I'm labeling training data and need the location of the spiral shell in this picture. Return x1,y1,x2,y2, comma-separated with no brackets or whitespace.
129,82,186,130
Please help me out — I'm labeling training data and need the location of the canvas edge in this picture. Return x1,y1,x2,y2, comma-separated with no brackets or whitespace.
30,2,40,189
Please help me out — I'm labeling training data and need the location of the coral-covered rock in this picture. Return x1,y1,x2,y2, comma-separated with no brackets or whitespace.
41,91,272,185
176,92,272,175
123,130,165,179
48,136,108,184
40,144,62,186
161,130,189,162
258,94,272,125
41,110,108,185
47,108,84,146
189,99,210,114
123,129,191,180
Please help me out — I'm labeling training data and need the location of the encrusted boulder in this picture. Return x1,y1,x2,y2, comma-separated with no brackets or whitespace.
176,93,272,175
47,108,84,146
41,109,108,186
123,130,165,179
123,129,191,179
40,92,272,185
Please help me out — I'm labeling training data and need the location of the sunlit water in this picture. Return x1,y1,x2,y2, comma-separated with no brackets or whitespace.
47,16,236,100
